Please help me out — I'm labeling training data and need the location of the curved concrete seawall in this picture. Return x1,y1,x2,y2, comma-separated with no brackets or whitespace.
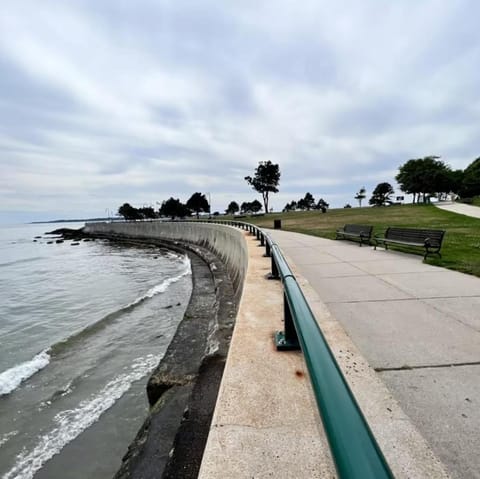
84,221,248,300
82,220,248,478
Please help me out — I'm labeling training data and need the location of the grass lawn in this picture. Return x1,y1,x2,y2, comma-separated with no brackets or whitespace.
235,204,480,277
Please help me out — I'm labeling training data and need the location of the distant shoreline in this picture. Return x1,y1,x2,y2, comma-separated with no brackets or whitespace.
30,217,114,224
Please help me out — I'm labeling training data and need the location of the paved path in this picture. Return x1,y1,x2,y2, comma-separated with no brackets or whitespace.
267,229,480,479
435,201,480,218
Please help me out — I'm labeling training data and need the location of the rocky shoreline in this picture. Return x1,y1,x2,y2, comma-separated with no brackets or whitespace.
51,227,238,478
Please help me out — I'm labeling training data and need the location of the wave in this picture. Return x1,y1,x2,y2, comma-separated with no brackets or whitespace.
0,351,50,396
3,354,161,479
49,255,191,356
0,430,18,447
0,255,191,396
0,256,45,268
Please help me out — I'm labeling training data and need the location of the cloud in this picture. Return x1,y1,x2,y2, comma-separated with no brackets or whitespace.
1,0,479,220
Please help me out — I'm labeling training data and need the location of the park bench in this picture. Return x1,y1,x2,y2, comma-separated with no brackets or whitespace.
374,227,445,259
335,224,373,246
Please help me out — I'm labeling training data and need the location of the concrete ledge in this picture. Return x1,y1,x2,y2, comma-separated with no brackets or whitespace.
198,233,337,478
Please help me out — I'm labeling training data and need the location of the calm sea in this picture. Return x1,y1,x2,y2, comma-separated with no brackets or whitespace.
0,222,192,479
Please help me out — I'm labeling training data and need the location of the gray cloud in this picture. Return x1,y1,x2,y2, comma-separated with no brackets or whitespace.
1,0,479,221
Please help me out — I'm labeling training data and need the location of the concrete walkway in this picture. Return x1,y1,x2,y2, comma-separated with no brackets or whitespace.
267,229,480,479
435,201,480,218
200,232,452,478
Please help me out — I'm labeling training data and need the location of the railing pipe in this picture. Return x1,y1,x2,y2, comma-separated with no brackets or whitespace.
174,219,393,478
281,273,394,479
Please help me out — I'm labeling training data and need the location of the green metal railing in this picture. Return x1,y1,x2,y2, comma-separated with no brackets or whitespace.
184,219,394,478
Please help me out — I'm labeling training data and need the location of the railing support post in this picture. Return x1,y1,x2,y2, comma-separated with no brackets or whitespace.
265,240,271,257
275,292,300,350
268,254,279,280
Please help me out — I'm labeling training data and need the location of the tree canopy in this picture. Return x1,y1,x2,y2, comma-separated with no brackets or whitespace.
316,198,329,212
240,200,262,214
354,187,367,207
118,203,143,220
225,201,240,215
395,156,458,203
186,192,209,218
461,157,480,198
245,160,280,213
159,197,190,219
369,182,394,206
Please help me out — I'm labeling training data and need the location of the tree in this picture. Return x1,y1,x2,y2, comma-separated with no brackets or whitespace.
250,199,262,213
118,203,142,220
283,200,297,212
354,187,367,207
240,200,263,214
245,160,280,214
186,192,210,219
225,201,240,215
461,157,480,198
344,203,352,208
138,206,157,219
316,198,329,213
396,156,454,203
301,192,315,210
369,182,394,206
159,197,190,219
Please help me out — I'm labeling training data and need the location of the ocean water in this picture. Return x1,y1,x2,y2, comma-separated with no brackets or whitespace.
0,222,192,479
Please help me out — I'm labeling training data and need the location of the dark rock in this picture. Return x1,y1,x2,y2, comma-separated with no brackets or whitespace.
71,242,80,246
56,239,64,244
47,241,54,244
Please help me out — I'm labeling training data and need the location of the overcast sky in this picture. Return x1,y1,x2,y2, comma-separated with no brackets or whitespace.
1,0,479,222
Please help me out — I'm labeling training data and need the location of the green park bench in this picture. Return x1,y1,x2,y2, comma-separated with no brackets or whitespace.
374,227,446,259
335,224,373,246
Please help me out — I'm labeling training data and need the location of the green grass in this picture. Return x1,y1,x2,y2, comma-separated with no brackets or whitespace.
234,204,480,277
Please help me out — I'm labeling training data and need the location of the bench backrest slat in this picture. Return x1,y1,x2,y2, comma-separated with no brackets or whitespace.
343,224,373,236
385,227,445,244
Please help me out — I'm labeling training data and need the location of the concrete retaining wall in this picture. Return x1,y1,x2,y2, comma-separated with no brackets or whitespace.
84,221,248,299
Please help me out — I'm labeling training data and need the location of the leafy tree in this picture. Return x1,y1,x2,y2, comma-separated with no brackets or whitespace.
301,192,315,210
245,160,280,214
118,203,142,220
138,206,157,219
283,200,298,212
159,197,190,219
396,156,455,203
186,192,210,219
344,203,352,208
240,200,263,214
240,201,250,214
297,198,307,210
250,199,262,213
369,182,394,206
461,157,480,198
316,198,329,213
225,201,240,215
354,187,367,207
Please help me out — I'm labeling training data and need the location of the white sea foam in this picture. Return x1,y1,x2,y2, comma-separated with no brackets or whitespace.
3,354,161,479
128,255,191,307
0,430,18,447
0,351,50,396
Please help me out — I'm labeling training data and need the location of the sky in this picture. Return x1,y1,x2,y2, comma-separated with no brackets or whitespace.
1,0,479,223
